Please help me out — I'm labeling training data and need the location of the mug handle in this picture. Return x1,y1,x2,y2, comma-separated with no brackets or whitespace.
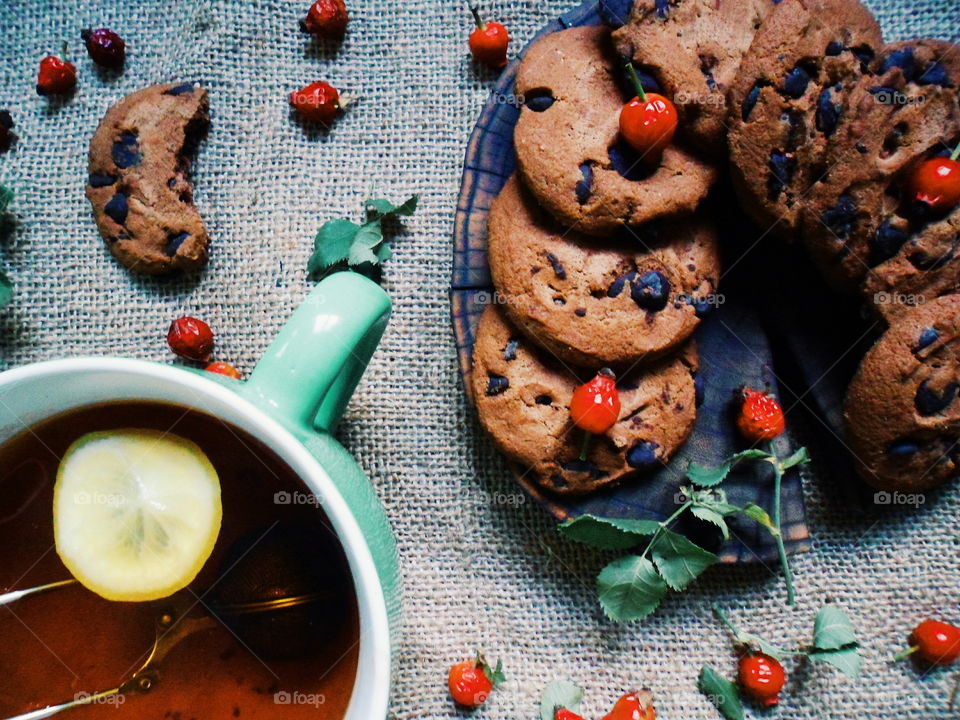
243,272,391,433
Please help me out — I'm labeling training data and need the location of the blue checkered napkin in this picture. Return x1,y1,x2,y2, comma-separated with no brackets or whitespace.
451,0,810,564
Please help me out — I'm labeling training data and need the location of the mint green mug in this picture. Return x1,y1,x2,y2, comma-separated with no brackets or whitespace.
0,271,400,719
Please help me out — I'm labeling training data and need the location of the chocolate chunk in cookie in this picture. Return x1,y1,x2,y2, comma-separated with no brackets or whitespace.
488,174,720,368
86,82,210,275
845,294,960,491
472,304,699,495
514,26,717,236
727,0,882,238
613,0,776,154
800,40,960,316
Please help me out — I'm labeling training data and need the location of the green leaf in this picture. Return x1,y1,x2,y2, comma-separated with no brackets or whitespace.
0,185,12,215
539,680,584,720
809,646,862,678
698,665,744,720
781,446,811,471
479,655,506,687
687,462,731,487
597,555,668,622
347,222,384,266
308,218,361,273
375,242,393,263
649,529,718,591
731,448,775,463
366,194,418,218
559,515,661,551
737,631,789,661
742,502,775,531
691,506,729,540
813,606,858,651
688,450,771,488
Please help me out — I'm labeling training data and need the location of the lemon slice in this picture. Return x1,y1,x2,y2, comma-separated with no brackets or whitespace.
54,429,222,602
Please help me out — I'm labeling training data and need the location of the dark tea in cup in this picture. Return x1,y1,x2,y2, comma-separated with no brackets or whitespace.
0,401,359,719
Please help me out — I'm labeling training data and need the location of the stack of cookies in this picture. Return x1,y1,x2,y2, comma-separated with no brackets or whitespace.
721,0,960,491
473,0,960,495
471,24,721,495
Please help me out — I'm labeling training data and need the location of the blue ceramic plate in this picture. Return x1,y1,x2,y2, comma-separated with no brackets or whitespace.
451,0,810,563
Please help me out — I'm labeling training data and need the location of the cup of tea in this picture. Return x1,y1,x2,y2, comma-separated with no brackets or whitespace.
0,271,399,719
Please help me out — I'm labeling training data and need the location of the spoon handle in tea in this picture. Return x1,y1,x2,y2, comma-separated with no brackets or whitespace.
0,579,76,607
0,686,122,720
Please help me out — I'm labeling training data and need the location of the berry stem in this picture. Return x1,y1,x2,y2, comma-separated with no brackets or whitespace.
950,139,960,162
578,431,592,461
892,645,919,661
712,605,742,639
769,441,796,606
61,40,69,61
640,500,693,560
469,4,486,31
625,63,648,102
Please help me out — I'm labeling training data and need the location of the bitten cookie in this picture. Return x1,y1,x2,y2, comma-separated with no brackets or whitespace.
472,304,699,495
727,0,882,237
613,0,776,153
513,25,717,236
86,83,210,275
845,294,960,492
801,40,960,315
488,174,720,368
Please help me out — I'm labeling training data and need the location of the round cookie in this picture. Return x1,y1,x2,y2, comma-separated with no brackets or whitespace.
513,25,717,236
488,174,720,368
86,83,210,275
727,0,882,238
612,0,777,154
845,294,960,492
471,304,699,495
800,40,960,316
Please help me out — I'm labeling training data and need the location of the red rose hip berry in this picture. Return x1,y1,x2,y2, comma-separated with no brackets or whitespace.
81,28,125,70
738,653,786,707
167,316,214,361
555,709,587,720
619,63,677,163
300,0,349,39
468,5,509,69
737,388,785,443
897,619,960,665
205,362,242,380
602,690,657,720
571,368,621,434
906,142,960,217
290,81,343,125
36,54,77,96
447,653,504,708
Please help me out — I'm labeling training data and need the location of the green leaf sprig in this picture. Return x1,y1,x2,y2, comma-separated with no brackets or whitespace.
688,445,810,606
700,604,862,720
559,445,811,622
307,194,418,277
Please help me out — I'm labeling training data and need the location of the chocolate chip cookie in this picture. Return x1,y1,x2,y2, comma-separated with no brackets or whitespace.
845,293,960,492
513,25,717,236
727,0,882,238
613,0,776,154
86,83,210,275
471,304,699,495
800,40,960,315
487,174,720,368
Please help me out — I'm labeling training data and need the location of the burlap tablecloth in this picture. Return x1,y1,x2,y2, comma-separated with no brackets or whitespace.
1,1,959,717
